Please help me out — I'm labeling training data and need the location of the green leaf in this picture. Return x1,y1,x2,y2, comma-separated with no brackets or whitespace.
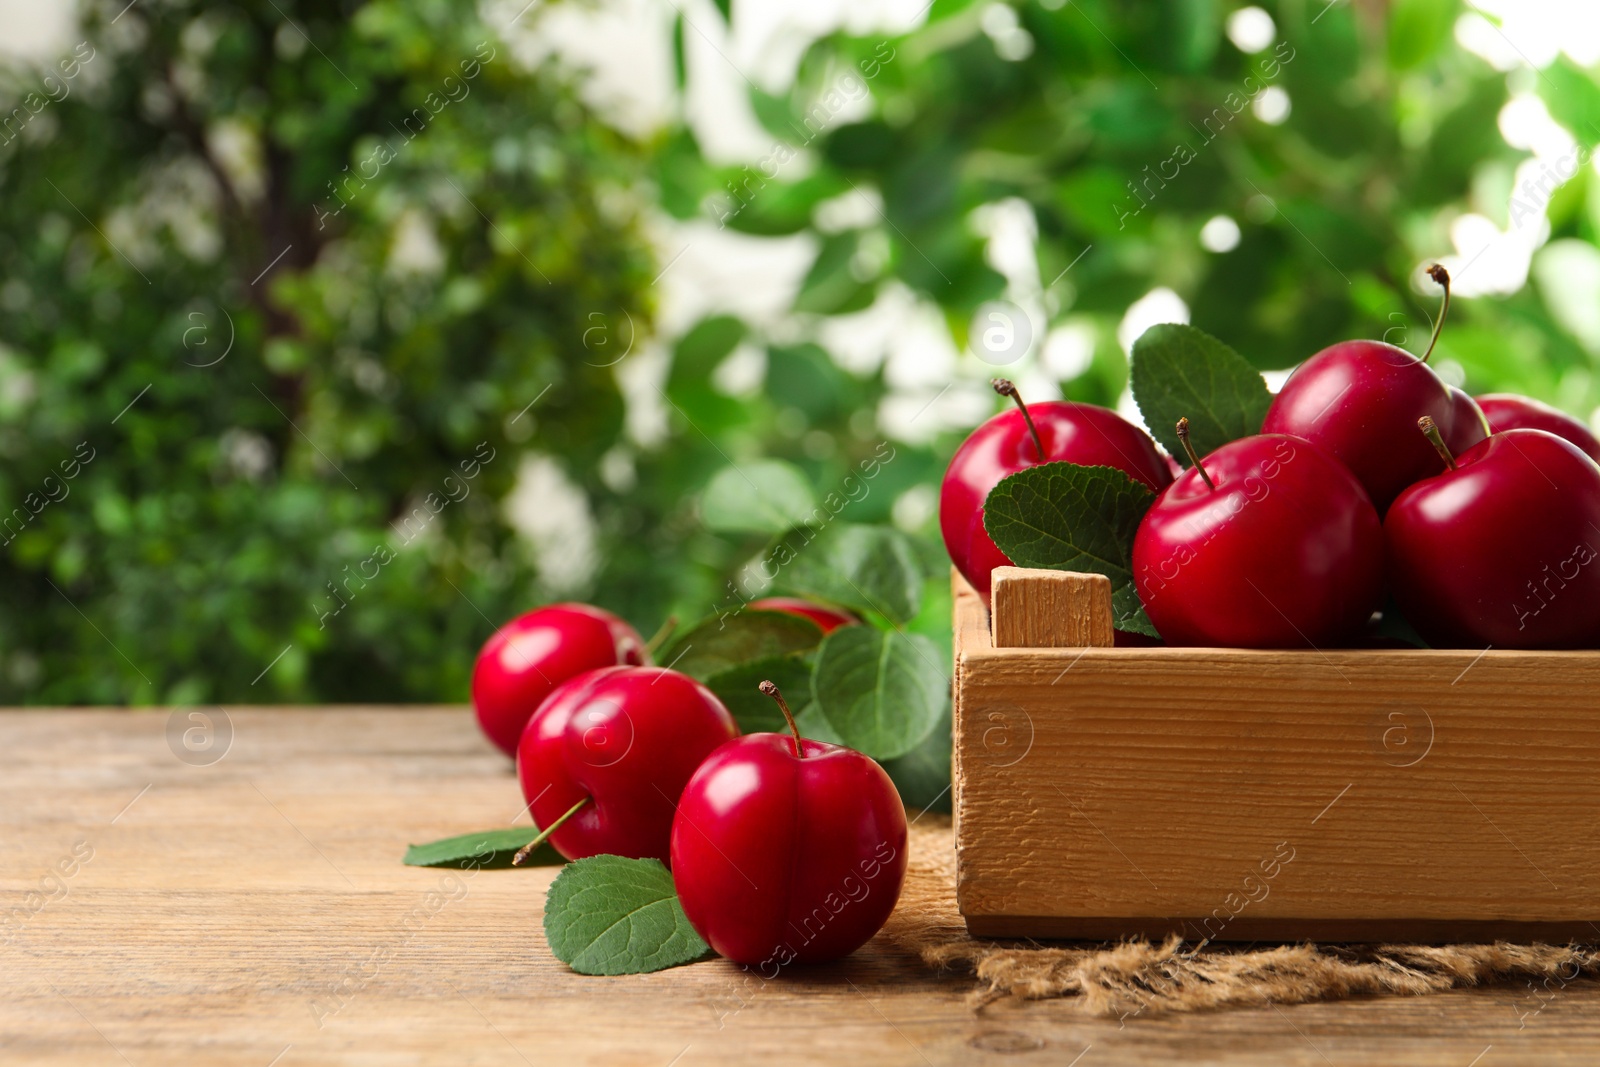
701,460,818,534
657,611,823,681
1388,0,1456,72
983,462,1159,638
702,653,815,734
671,13,686,89
1157,0,1221,73
726,173,849,237
1130,323,1271,465
774,523,924,623
403,828,560,869
882,707,952,813
710,0,731,21
794,232,877,315
811,626,947,760
905,534,955,584
764,342,847,422
669,315,745,390
1539,59,1600,145
794,700,845,744
543,856,710,976
748,85,795,142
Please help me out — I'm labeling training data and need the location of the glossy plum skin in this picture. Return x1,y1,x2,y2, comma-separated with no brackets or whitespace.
1476,393,1600,462
471,604,645,756
747,598,858,633
516,666,738,862
670,734,908,967
1263,341,1489,513
1132,434,1384,648
940,402,1173,599
1386,429,1600,649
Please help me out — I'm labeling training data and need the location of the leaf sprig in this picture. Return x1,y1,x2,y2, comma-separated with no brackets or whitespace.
1130,323,1271,464
983,323,1277,640
984,462,1158,636
543,856,710,975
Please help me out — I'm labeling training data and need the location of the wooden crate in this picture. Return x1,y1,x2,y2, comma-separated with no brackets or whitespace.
952,566,1600,942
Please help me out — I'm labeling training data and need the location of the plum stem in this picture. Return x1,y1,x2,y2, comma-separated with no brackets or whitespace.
1418,415,1457,471
643,615,677,659
758,679,804,758
1176,417,1215,491
511,796,590,866
1422,263,1451,364
992,378,1045,462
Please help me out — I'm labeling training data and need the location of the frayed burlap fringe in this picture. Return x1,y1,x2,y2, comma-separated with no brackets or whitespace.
883,818,1600,1018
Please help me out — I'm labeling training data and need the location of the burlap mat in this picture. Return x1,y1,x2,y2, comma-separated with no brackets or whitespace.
882,817,1600,1019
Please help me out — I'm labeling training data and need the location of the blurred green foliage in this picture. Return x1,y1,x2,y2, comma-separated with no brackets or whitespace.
670,0,1600,409
3,0,1600,711
0,0,654,703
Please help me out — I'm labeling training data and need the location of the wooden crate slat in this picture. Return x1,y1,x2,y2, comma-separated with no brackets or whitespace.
951,567,1600,942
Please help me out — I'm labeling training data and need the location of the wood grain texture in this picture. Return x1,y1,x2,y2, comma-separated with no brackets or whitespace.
7,705,1600,1066
952,568,1600,942
990,567,1114,649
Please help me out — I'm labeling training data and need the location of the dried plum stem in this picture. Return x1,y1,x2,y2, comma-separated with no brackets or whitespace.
511,796,590,866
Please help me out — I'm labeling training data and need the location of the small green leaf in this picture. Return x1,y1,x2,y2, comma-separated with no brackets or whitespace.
774,523,924,623
728,175,850,237
1387,0,1456,72
794,701,845,745
883,708,952,813
905,532,956,583
670,14,687,91
657,611,823,681
812,626,947,760
1538,59,1600,146
795,232,877,315
983,462,1159,638
403,828,560,869
702,653,815,734
544,855,710,976
702,460,818,534
1130,323,1271,464
669,315,745,389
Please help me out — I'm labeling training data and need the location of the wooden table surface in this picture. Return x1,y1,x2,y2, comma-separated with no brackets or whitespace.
5,707,1600,1066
